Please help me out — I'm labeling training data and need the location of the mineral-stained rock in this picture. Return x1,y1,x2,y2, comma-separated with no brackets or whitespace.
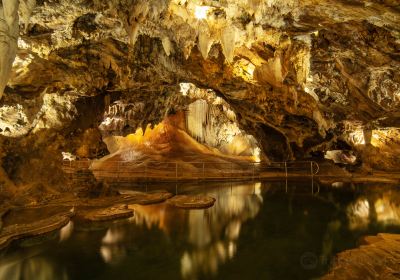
0,211,73,250
323,233,400,280
0,0,399,202
77,204,133,222
167,195,216,209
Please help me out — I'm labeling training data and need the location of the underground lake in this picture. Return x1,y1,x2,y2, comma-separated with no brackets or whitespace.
2,181,400,280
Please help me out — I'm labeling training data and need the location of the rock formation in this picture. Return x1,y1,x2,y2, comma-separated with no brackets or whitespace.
0,0,399,200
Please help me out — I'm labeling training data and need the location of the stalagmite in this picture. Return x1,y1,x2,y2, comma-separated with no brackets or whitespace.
0,0,19,100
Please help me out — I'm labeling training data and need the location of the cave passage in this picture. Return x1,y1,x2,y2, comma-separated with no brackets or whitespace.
1,1,400,280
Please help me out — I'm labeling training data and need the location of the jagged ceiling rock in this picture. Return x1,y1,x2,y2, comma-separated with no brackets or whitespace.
0,0,398,168
310,21,400,123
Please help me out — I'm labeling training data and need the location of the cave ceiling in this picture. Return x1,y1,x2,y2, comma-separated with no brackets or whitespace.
0,0,399,159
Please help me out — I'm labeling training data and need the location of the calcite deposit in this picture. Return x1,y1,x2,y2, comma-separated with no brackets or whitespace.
0,0,398,199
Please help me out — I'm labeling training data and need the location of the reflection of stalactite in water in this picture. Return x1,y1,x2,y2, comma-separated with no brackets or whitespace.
347,198,370,230
0,255,68,280
100,228,127,265
130,204,167,230
181,182,264,279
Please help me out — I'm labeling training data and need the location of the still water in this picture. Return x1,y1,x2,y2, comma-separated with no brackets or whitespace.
1,181,400,280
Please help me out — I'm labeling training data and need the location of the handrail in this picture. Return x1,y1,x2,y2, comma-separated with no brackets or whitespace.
311,161,320,175
62,160,318,165
61,159,320,181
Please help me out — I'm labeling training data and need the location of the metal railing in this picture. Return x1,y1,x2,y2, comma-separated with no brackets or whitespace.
62,160,319,183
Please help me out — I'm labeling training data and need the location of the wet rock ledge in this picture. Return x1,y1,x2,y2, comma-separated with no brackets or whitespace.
77,204,133,222
323,233,400,279
167,195,216,209
0,191,175,250
0,211,73,250
0,190,219,250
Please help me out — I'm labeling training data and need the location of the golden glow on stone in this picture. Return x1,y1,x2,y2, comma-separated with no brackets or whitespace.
17,38,29,49
370,129,399,148
349,130,365,145
180,82,191,96
12,53,34,73
232,59,255,82
349,128,398,147
252,147,261,162
194,6,210,20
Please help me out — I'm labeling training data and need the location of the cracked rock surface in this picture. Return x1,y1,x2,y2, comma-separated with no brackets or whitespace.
0,0,399,200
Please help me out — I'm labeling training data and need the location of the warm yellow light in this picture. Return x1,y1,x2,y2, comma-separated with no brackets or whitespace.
370,129,400,148
253,147,261,162
180,82,191,96
349,130,365,145
194,6,209,20
375,198,400,225
232,59,256,82
246,63,255,77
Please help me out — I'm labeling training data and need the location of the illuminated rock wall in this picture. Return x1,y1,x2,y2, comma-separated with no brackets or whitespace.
0,0,399,199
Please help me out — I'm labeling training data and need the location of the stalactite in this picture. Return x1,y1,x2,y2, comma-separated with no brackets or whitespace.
220,26,237,63
223,106,236,122
186,99,209,143
198,28,213,59
19,0,36,32
162,36,172,56
0,0,19,100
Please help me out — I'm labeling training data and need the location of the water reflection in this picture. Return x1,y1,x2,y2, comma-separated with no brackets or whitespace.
347,189,400,230
129,204,169,231
317,187,400,267
375,196,400,225
100,228,127,264
347,198,370,230
3,182,400,280
0,249,68,280
59,221,74,242
179,182,263,279
97,182,264,278
0,221,75,280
